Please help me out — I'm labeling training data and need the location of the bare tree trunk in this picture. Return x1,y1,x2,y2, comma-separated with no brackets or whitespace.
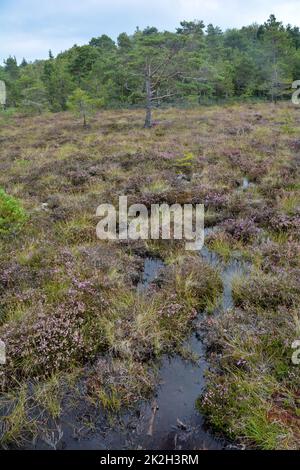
144,65,152,128
144,105,152,128
80,100,87,128
271,38,278,104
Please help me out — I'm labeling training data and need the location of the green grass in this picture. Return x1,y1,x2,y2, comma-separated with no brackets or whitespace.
0,103,299,448
0,385,36,446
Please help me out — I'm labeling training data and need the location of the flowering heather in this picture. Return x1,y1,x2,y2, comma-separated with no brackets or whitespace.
0,103,299,449
1,300,88,387
259,241,300,272
269,214,300,234
221,217,261,242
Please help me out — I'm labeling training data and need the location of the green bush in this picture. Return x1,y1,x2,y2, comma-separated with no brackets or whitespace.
0,188,27,236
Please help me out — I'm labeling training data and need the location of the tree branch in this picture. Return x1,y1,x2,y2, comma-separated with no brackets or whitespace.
151,92,177,101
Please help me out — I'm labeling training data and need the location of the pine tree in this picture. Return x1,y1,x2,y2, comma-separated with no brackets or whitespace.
67,88,97,127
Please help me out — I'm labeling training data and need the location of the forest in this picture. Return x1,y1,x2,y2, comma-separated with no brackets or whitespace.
1,14,300,124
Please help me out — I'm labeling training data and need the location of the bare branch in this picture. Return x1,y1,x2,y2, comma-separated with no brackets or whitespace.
151,92,177,101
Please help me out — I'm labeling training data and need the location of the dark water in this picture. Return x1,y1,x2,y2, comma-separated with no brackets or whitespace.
137,257,165,292
121,241,249,450
31,238,250,450
131,336,222,450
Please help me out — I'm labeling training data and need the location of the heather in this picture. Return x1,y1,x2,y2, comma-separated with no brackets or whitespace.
0,101,299,449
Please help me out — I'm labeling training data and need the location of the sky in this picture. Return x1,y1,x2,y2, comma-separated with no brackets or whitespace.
1,0,300,64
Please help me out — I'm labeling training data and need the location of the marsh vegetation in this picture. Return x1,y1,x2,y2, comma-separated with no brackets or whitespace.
0,101,299,449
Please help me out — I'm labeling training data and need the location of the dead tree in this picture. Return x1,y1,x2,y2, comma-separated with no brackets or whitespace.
143,53,179,128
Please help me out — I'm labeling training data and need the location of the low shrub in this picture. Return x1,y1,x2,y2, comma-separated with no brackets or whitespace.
232,271,300,310
0,188,27,236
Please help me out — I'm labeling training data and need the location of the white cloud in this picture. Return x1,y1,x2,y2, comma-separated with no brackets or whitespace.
1,1,300,63
1,34,85,62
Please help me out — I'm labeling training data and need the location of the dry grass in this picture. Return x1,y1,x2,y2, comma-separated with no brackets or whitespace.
0,103,299,448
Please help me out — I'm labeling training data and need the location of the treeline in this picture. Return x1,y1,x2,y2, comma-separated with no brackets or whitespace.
1,14,300,118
